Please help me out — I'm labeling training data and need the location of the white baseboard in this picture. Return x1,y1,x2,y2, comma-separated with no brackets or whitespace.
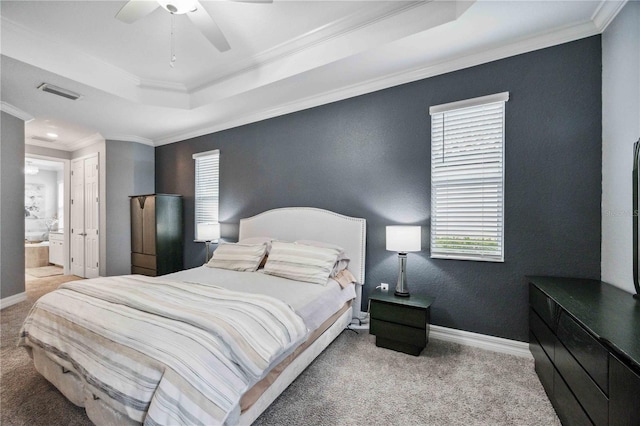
0,292,27,310
429,325,532,359
350,310,532,359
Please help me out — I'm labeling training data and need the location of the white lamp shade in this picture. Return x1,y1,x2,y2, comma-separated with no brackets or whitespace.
386,226,421,252
196,222,220,241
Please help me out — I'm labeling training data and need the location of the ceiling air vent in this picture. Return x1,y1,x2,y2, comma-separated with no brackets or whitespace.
37,83,82,101
31,136,57,143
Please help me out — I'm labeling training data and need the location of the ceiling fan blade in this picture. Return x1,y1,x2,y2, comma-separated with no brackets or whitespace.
116,0,160,24
188,1,231,52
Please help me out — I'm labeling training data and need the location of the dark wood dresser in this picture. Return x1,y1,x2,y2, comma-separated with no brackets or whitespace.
130,194,183,276
528,276,640,425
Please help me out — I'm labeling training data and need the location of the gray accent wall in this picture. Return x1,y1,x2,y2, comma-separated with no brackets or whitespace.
156,36,602,342
105,140,155,276
1,111,25,300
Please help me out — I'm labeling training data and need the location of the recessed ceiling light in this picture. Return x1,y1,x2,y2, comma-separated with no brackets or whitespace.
46,132,58,138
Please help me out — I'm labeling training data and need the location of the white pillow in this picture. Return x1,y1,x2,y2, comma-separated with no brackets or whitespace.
294,240,350,277
206,243,267,272
238,236,274,253
263,241,341,285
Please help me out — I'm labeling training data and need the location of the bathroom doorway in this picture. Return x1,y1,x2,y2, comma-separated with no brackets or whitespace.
24,155,71,279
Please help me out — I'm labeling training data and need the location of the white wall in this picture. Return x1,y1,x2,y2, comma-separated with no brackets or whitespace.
601,1,640,293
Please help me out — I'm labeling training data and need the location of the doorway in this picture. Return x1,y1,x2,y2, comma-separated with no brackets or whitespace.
24,155,70,279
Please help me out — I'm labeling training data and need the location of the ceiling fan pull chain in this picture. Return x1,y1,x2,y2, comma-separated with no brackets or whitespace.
170,14,177,68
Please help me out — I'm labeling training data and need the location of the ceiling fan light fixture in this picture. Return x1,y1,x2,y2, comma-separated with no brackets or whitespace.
157,0,197,15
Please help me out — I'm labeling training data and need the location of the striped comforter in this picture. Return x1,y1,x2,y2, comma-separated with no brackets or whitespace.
18,275,308,425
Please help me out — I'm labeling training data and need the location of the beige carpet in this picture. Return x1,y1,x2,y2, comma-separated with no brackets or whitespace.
1,276,560,425
25,266,64,278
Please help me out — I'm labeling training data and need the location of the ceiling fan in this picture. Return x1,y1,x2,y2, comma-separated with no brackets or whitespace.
116,0,271,53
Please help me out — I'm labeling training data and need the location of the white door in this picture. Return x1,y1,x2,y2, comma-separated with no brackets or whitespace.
84,156,100,278
70,155,100,278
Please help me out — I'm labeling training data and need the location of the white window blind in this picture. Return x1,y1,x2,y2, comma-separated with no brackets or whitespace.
429,92,508,262
193,149,219,241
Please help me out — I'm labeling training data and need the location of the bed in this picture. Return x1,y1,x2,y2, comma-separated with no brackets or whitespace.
18,207,366,425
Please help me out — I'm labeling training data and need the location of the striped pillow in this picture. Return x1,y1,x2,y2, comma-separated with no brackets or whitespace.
262,241,341,285
206,243,267,272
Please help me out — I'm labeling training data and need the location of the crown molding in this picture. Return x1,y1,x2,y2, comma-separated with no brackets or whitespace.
138,79,188,93
154,18,602,147
0,102,34,122
65,132,105,152
592,0,628,32
25,132,105,152
104,135,155,147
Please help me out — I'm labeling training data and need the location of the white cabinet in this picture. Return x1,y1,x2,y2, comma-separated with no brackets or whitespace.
49,233,64,266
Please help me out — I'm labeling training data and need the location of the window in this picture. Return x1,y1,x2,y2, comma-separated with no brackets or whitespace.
193,149,220,241
429,92,508,262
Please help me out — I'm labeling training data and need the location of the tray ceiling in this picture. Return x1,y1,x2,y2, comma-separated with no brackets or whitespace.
0,0,625,149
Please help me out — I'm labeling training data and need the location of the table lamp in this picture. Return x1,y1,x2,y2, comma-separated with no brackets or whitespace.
197,222,220,262
386,226,421,297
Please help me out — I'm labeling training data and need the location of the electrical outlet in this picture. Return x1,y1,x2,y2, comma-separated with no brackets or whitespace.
380,283,389,291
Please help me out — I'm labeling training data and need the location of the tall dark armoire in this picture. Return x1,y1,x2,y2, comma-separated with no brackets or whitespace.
130,194,183,276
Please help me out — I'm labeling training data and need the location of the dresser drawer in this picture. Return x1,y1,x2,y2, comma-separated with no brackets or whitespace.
530,308,556,362
132,265,157,277
555,340,608,425
530,330,554,398
530,284,560,331
557,311,609,394
554,370,594,426
370,300,427,329
609,355,640,425
132,253,157,270
370,318,426,347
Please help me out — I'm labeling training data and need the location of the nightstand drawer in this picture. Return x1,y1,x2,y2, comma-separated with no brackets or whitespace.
370,318,426,347
370,300,427,329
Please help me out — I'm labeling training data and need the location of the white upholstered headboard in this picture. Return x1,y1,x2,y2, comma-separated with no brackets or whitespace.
240,207,366,286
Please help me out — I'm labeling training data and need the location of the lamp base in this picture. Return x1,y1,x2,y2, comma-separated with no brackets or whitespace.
395,252,410,297
205,241,212,263
394,290,410,297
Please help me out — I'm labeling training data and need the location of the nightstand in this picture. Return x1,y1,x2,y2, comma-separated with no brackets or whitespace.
369,289,433,356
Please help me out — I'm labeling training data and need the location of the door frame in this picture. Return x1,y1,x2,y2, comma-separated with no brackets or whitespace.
25,154,71,275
